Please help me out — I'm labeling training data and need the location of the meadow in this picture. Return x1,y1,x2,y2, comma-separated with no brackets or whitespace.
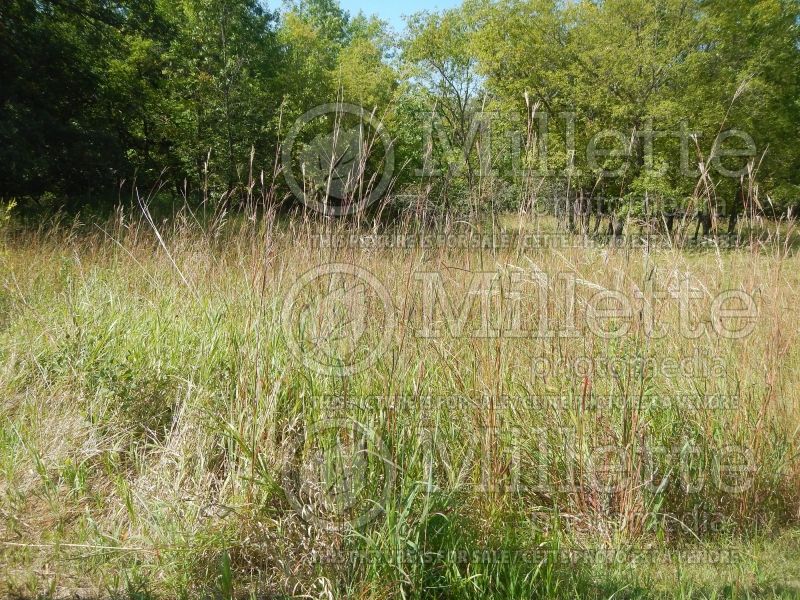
3,0,800,596
1,206,799,599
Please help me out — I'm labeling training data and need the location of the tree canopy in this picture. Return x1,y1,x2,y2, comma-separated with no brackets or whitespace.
1,0,798,217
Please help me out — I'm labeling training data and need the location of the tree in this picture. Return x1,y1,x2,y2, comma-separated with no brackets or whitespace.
159,0,279,196
0,0,130,201
402,8,489,214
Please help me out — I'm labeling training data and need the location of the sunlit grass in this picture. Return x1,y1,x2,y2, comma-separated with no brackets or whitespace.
0,208,798,598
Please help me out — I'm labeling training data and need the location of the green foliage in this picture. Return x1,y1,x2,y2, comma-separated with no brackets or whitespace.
0,0,798,215
158,0,279,192
411,0,800,215
0,0,400,207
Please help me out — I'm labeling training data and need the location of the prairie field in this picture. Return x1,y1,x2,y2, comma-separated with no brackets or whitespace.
1,210,799,599
3,0,800,596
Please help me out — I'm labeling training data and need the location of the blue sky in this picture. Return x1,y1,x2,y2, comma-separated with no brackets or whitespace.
338,0,462,32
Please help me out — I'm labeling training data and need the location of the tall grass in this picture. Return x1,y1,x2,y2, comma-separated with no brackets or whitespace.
0,202,798,598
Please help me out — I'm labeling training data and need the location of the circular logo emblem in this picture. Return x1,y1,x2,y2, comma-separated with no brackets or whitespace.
281,417,395,530
282,103,395,216
281,263,395,377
